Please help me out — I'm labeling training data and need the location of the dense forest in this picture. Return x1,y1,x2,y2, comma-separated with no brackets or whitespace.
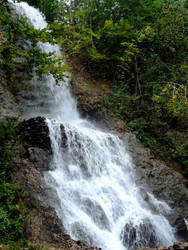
25,0,188,175
0,0,187,247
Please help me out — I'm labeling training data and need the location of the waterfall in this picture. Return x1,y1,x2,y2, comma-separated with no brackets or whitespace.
8,1,176,249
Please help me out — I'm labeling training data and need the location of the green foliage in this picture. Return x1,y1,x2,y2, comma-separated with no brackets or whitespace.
49,0,187,176
0,120,19,182
152,84,188,119
28,48,70,84
0,2,68,86
6,239,29,250
48,0,187,86
23,0,68,21
0,184,24,243
110,82,188,176
0,120,24,243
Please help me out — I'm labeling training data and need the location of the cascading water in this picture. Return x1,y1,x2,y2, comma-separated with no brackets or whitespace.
9,1,177,249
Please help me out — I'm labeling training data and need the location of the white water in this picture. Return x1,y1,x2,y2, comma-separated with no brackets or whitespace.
9,1,176,249
185,220,188,230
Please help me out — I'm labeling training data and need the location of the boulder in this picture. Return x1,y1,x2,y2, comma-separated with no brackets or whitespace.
19,117,51,151
19,117,68,152
121,219,159,249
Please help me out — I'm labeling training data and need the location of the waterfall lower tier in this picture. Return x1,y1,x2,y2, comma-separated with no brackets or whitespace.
44,119,175,250
8,1,177,249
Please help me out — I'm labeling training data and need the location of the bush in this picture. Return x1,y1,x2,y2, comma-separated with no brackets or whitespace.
0,120,24,243
0,2,68,87
109,82,188,177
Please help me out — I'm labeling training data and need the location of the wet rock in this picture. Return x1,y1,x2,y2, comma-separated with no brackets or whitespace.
19,117,68,153
71,222,96,247
60,124,68,148
28,147,51,171
172,242,188,250
19,117,51,151
121,219,159,249
83,199,110,230
167,215,188,240
137,242,188,250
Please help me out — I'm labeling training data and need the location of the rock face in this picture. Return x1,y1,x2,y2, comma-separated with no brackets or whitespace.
121,133,188,241
0,85,20,122
17,116,64,211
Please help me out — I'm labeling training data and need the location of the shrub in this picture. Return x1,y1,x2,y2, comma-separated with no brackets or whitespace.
0,120,24,243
